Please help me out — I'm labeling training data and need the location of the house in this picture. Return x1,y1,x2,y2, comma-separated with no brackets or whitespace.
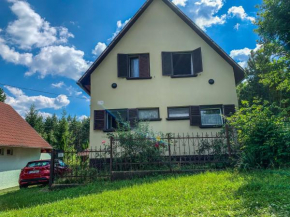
0,102,52,190
77,0,244,150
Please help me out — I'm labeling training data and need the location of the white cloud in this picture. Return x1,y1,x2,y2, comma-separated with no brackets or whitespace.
230,44,261,68
234,23,240,30
228,6,255,23
108,19,130,41
4,85,70,116
187,0,226,31
66,85,82,96
38,111,52,119
92,42,107,56
172,0,188,7
6,0,74,49
51,81,65,88
78,115,88,121
0,37,32,65
25,45,91,80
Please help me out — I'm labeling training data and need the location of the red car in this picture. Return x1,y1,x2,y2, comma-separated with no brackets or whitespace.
19,159,69,188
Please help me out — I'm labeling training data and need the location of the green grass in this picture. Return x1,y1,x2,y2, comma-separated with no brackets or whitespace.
1,170,290,216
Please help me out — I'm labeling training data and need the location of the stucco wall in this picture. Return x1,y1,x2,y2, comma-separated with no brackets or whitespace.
90,0,238,149
0,147,51,190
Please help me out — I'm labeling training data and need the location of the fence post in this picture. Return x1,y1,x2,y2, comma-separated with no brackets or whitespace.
49,149,55,189
110,136,113,181
225,124,232,158
167,133,172,173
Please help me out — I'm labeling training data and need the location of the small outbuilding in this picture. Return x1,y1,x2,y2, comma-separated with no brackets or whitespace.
0,102,52,190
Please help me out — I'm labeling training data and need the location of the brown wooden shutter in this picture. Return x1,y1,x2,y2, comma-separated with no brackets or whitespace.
192,47,203,74
139,54,150,78
128,109,138,128
190,106,201,126
94,110,105,130
224,105,236,117
162,52,173,76
118,54,128,77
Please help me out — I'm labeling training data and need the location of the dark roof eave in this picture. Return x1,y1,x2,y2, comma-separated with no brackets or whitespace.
78,0,244,94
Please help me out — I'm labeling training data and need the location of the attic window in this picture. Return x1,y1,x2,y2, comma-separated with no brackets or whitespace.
172,53,193,76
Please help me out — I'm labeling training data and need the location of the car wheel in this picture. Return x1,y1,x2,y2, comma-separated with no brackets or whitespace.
20,185,28,189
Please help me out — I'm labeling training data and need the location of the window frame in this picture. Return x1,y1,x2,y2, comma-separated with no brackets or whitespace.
104,109,128,132
6,148,13,156
137,107,162,121
171,52,194,77
199,106,224,128
0,148,4,156
167,106,190,121
126,53,152,80
129,56,140,78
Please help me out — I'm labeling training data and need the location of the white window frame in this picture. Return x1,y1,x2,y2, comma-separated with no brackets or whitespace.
200,107,223,126
138,108,160,121
129,56,140,78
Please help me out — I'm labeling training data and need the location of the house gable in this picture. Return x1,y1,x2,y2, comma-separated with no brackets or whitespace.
78,0,244,95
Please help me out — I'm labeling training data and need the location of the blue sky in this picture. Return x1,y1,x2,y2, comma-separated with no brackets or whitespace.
0,0,261,119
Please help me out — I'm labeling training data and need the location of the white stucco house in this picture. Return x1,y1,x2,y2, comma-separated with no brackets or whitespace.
0,102,52,190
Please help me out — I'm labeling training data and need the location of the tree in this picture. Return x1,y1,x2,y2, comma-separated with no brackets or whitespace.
55,110,70,150
43,114,58,148
0,88,6,102
256,0,290,55
25,105,44,135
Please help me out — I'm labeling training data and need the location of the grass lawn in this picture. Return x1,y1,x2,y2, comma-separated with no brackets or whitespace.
1,170,290,216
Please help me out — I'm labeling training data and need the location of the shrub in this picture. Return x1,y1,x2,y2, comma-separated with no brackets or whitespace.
106,121,167,170
227,101,290,169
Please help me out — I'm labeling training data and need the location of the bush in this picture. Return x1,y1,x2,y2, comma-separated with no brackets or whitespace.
107,121,167,170
227,101,290,169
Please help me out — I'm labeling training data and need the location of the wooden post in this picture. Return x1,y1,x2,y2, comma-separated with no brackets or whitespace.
110,136,113,181
167,134,172,173
225,125,232,158
49,149,55,189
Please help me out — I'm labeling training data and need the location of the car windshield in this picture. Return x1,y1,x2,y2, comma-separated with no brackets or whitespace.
26,161,50,168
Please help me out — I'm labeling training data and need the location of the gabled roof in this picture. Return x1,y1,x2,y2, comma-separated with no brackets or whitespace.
0,102,52,149
77,0,245,95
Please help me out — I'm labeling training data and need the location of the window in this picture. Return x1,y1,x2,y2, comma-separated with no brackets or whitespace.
129,57,140,78
0,148,4,156
26,161,50,168
172,53,193,76
106,109,128,130
7,148,13,156
167,107,190,120
138,108,160,121
118,53,151,79
200,108,223,126
162,48,203,77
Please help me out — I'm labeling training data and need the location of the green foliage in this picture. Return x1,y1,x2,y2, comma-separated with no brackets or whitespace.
0,88,6,102
227,101,290,169
25,105,44,136
2,170,290,216
107,121,165,170
256,0,290,53
24,105,90,151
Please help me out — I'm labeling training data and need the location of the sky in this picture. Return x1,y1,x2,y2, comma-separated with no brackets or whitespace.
0,0,261,119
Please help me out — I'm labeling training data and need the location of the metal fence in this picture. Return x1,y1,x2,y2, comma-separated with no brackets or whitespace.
49,129,236,187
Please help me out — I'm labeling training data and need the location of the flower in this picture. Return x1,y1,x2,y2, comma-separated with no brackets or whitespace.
155,143,159,148
102,140,106,145
156,136,161,142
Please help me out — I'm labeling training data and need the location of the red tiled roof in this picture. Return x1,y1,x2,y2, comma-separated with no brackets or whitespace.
0,102,52,149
